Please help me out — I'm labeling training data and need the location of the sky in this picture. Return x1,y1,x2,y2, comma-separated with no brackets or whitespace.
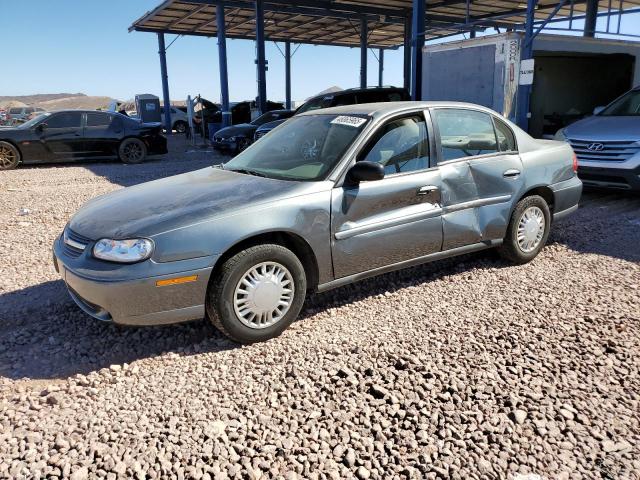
1,1,639,104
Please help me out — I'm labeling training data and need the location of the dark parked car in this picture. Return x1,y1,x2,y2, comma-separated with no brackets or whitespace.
0,110,167,170
212,109,294,153
254,86,409,141
53,102,581,344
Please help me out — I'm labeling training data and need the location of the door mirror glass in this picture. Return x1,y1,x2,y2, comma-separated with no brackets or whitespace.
347,161,385,183
593,106,605,115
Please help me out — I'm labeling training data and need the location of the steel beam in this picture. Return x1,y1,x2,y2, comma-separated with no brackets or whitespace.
157,33,172,134
584,0,599,36
516,0,536,130
256,0,267,114
378,48,384,87
285,41,292,110
360,17,368,89
411,0,425,100
217,4,231,127
403,15,411,91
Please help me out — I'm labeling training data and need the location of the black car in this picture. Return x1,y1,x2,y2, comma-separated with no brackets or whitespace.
253,86,410,141
212,109,294,153
0,110,167,170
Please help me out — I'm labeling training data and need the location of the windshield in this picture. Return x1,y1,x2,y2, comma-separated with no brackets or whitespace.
600,89,640,116
296,96,332,114
18,112,51,129
224,114,369,181
250,111,279,126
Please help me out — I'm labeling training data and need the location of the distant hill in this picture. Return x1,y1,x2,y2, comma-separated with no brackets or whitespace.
0,93,115,111
0,93,86,105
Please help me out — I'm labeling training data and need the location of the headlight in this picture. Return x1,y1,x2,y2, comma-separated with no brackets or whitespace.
93,238,154,263
554,128,567,141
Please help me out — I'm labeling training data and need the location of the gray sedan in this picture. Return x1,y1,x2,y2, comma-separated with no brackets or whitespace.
53,102,582,343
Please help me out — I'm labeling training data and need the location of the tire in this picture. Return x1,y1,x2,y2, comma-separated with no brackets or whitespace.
498,195,551,264
0,141,20,170
174,121,188,134
119,138,147,164
206,244,307,344
234,137,250,155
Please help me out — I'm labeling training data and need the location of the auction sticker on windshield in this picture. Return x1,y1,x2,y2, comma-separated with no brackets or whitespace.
330,116,367,128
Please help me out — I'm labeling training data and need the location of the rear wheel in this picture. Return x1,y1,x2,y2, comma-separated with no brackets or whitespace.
498,195,551,264
119,138,147,164
206,244,306,344
0,141,20,170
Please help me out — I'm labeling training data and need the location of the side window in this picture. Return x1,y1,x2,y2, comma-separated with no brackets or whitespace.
493,117,517,152
86,112,113,127
386,92,404,102
359,115,430,175
332,93,357,107
46,112,82,129
433,109,498,162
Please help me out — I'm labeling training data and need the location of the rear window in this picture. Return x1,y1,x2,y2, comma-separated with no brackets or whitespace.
86,112,113,127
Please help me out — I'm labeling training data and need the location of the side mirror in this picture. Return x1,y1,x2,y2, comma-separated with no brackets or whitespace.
346,161,385,184
35,123,46,133
593,106,605,115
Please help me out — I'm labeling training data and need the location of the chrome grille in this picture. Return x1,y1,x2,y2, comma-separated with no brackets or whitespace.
62,228,91,258
569,139,640,162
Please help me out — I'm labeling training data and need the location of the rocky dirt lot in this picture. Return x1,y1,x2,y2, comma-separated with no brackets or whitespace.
1,137,639,479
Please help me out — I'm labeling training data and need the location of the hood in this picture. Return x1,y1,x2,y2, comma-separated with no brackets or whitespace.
564,115,640,141
215,123,256,138
69,167,308,239
256,119,287,132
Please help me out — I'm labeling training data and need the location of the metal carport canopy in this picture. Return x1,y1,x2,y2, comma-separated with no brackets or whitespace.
129,0,640,47
131,0,640,132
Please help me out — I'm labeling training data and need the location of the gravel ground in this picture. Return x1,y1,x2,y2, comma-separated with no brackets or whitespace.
1,137,639,479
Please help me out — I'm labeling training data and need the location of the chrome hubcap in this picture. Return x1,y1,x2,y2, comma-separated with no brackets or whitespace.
517,206,545,253
233,262,294,329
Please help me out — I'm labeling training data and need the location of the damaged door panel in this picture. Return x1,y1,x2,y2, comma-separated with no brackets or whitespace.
468,153,524,240
439,160,482,250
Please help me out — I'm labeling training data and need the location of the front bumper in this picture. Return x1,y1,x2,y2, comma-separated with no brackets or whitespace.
211,137,237,151
53,235,216,326
577,163,640,191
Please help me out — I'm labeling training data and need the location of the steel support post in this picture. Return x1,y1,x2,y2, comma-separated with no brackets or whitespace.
216,4,231,127
157,33,172,134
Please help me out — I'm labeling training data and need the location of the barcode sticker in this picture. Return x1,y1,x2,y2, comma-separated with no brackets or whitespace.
330,116,367,128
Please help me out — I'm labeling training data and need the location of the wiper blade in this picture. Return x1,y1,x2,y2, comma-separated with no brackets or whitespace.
227,168,267,177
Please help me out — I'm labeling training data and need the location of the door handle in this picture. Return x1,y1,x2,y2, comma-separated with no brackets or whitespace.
417,185,439,195
503,169,521,178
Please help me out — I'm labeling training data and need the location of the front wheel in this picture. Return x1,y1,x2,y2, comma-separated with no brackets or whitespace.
0,141,20,170
174,121,188,134
498,195,551,264
206,244,306,344
119,138,147,164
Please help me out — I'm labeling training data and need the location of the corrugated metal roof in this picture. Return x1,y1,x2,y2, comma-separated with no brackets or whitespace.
130,1,640,48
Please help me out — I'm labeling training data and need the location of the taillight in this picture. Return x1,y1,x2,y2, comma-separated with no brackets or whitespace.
572,152,578,173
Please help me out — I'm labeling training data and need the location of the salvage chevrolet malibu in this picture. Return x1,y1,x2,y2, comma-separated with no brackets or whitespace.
53,102,582,343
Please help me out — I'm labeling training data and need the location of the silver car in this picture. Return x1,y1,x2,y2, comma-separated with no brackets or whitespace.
555,86,640,191
53,102,582,343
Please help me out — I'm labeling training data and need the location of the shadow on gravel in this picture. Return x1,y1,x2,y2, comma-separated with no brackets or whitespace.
0,280,233,381
0,250,506,382
548,190,640,263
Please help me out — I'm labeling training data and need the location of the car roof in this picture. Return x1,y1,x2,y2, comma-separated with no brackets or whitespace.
297,101,499,118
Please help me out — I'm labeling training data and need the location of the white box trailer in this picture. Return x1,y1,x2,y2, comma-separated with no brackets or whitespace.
421,32,640,137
